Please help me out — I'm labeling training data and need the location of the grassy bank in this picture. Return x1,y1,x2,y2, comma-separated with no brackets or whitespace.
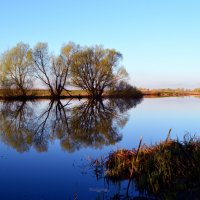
101,133,200,198
141,88,200,97
1,88,200,100
0,88,143,100
0,89,88,98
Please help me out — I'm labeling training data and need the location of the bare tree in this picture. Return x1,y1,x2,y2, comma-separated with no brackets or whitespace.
32,42,75,97
71,45,128,98
0,43,33,96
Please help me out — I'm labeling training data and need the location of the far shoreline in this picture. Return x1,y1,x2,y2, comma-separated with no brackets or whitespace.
141,88,200,97
0,88,200,100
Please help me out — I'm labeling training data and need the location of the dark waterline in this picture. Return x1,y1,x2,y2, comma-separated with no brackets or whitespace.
0,97,200,199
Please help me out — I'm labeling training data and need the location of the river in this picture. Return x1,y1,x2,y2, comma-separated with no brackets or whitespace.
0,96,199,199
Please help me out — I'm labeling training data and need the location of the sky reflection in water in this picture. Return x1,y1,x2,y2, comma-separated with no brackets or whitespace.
0,97,200,199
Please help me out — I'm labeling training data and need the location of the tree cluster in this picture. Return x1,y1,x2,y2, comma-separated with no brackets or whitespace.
0,42,131,98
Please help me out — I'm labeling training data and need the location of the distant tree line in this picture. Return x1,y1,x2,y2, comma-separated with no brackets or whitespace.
0,42,141,98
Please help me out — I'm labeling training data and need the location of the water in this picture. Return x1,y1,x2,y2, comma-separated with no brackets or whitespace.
0,96,199,199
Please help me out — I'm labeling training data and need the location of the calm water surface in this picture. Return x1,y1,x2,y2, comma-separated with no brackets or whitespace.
0,96,199,199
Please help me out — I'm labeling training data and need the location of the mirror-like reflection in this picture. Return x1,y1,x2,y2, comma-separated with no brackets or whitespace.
0,98,142,153
1,97,200,199
0,101,35,152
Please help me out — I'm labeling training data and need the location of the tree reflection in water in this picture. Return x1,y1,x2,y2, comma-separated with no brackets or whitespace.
0,101,35,152
0,98,142,153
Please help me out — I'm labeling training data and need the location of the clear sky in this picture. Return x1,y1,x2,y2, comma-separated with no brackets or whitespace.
0,0,200,88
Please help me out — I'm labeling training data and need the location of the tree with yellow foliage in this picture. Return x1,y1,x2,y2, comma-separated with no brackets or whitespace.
0,43,33,96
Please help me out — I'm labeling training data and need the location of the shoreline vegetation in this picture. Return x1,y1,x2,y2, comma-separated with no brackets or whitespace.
141,88,200,97
93,132,200,198
0,88,200,100
0,88,143,100
1,42,200,100
0,42,139,100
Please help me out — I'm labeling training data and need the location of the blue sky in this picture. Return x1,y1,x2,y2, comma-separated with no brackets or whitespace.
0,0,200,88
